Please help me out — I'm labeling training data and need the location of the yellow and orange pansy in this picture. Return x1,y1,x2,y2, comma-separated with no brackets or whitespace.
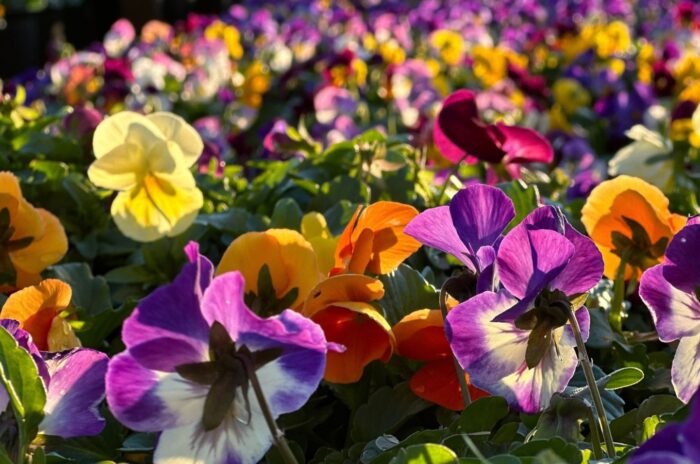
302,274,394,384
332,201,420,276
393,309,487,410
0,279,81,351
581,175,686,280
301,212,338,276
217,229,321,312
0,172,68,290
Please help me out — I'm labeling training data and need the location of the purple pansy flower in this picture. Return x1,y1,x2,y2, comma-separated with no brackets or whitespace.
0,320,108,438
446,206,602,413
106,242,335,463
404,184,515,291
629,393,700,464
640,217,700,403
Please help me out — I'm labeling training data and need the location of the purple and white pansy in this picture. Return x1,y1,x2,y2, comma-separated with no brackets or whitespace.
640,217,700,403
445,206,602,413
106,242,335,463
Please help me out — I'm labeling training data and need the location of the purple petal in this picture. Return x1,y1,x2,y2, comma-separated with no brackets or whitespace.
121,246,213,370
0,319,49,383
629,452,694,464
561,306,591,346
662,224,700,294
41,349,108,438
200,271,255,341
640,265,700,342
449,185,515,256
106,352,206,431
496,228,575,318
672,334,700,403
404,206,474,270
632,424,685,461
476,245,497,293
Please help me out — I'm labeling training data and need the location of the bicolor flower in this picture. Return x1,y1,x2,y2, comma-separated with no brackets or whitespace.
433,89,553,177
640,218,700,402
404,184,515,291
0,279,81,351
0,172,68,290
302,274,393,383
581,175,686,280
446,206,601,412
608,125,674,191
0,320,108,439
628,393,700,463
332,201,420,276
393,309,487,410
106,243,333,463
217,229,321,313
87,111,204,243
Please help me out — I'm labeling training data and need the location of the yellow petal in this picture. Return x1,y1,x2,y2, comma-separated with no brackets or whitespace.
145,142,196,189
93,111,162,158
47,316,82,352
146,112,204,167
11,208,68,274
217,229,320,310
87,142,146,191
0,279,72,350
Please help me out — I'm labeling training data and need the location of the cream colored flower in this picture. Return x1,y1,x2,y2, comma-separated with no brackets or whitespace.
608,125,674,190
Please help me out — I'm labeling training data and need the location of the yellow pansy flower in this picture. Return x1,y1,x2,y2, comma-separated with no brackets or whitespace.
379,39,406,65
472,45,508,88
429,30,465,66
301,213,338,276
204,20,243,60
595,21,631,58
553,78,590,114
87,111,204,242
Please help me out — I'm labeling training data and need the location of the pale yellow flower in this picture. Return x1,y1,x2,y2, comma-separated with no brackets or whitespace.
301,213,338,276
88,111,204,242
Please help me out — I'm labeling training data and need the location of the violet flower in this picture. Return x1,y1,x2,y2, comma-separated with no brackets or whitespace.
0,320,108,438
640,217,700,403
106,243,335,463
446,206,603,412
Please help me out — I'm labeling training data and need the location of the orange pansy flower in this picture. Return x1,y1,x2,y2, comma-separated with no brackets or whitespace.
217,229,321,312
581,175,686,280
302,274,394,383
393,309,487,410
332,201,420,276
0,172,68,290
0,279,81,351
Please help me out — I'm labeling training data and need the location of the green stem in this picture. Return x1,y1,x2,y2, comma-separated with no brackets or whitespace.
567,308,616,458
245,360,299,464
586,406,604,460
610,252,631,333
434,155,468,207
439,283,471,408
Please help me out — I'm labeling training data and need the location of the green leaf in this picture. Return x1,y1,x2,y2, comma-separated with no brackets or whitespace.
388,444,458,464
270,198,303,230
600,367,644,390
641,415,661,442
0,326,47,460
378,264,439,325
351,383,430,442
47,263,111,317
461,456,520,464
456,396,510,434
511,438,582,463
497,180,540,231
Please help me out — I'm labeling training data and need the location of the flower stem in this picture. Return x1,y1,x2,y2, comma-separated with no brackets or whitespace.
440,283,471,408
245,361,299,464
567,308,616,458
434,155,468,206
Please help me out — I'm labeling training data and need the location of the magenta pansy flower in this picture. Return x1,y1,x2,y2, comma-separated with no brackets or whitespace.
434,89,553,172
106,243,335,463
640,217,700,403
446,206,602,413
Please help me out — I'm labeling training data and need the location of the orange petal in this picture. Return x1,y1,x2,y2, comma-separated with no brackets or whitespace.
11,209,68,275
333,205,363,273
0,172,43,241
217,229,320,311
409,358,488,411
393,309,451,361
312,304,394,383
302,274,384,318
0,279,72,350
347,228,374,274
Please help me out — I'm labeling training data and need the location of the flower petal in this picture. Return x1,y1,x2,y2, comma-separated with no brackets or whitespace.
41,349,108,438
671,334,700,403
404,205,473,269
147,112,204,167
93,111,163,158
87,143,145,191
393,309,450,361
409,359,488,411
498,124,554,164
10,209,68,275
661,224,700,294
303,274,384,319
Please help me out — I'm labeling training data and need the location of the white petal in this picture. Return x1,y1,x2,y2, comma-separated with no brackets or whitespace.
147,112,204,167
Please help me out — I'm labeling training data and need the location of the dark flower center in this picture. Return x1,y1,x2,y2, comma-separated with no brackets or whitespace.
175,321,282,431
611,216,668,270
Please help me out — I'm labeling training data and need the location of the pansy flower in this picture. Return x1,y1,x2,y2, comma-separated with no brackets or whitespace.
0,172,68,290
640,218,700,402
393,309,487,410
301,213,339,276
87,111,204,243
434,90,553,179
332,201,420,276
0,279,81,351
302,274,392,383
0,320,108,439
446,206,601,412
217,229,321,313
608,125,674,190
581,175,686,280
404,184,514,289
106,243,333,463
